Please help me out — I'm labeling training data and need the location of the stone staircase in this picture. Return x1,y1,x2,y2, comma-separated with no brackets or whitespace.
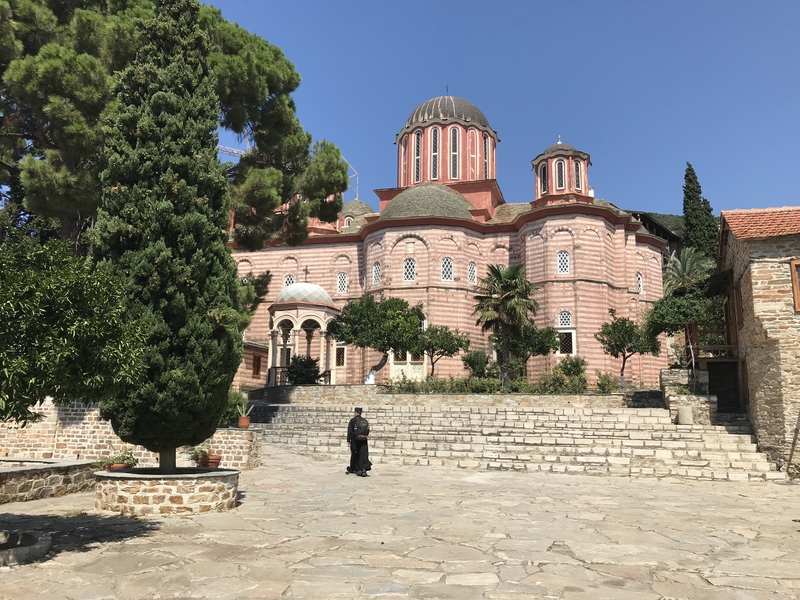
252,404,785,482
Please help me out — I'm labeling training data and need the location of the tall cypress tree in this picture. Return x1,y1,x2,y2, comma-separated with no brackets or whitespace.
90,0,241,473
682,162,719,260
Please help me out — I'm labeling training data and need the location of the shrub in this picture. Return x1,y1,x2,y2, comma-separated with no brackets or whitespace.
595,371,620,394
220,390,248,427
532,356,588,394
558,355,588,378
287,355,320,385
462,350,490,379
510,377,535,394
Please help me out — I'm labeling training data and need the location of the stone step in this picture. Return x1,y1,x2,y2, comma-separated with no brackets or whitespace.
264,443,784,482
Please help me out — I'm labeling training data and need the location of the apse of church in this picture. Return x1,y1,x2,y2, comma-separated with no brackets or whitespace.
231,96,667,390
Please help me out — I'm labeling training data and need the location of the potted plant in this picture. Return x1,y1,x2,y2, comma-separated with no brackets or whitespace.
190,448,209,467
207,451,222,468
237,401,253,428
103,449,138,470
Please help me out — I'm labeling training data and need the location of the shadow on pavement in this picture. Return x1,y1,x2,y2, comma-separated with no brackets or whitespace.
0,511,160,563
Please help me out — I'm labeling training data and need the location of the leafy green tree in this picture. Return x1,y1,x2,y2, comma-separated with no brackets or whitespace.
0,0,348,246
595,309,660,389
682,162,718,260
461,350,490,379
327,295,424,376
491,324,559,369
286,355,320,385
663,247,714,295
417,325,470,377
472,264,540,386
0,229,143,424
90,0,243,474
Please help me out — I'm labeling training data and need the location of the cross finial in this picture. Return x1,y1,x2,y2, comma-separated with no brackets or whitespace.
558,135,561,144
446,84,449,95
303,265,310,282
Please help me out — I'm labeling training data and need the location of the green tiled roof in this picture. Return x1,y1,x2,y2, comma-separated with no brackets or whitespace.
379,183,474,221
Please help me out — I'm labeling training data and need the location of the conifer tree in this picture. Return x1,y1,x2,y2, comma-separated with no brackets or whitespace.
90,0,241,473
682,162,719,260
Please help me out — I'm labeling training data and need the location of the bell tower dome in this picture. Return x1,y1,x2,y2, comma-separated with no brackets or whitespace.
395,96,499,188
531,139,592,205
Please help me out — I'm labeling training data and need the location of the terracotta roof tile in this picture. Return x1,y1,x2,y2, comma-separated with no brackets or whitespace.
722,206,800,240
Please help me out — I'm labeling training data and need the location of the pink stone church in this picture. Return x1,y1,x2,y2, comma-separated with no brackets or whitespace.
232,96,667,390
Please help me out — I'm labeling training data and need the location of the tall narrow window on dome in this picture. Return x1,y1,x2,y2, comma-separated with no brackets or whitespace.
284,274,294,287
401,135,408,187
372,261,381,284
431,128,439,180
344,218,352,227
337,272,348,293
556,160,565,190
468,261,477,285
540,164,548,194
414,130,422,183
483,134,490,179
450,128,459,179
403,257,416,282
637,272,644,294
441,257,454,281
574,160,582,190
557,250,570,274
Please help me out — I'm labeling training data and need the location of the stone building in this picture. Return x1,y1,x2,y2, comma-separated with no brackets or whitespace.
718,206,800,462
232,96,667,390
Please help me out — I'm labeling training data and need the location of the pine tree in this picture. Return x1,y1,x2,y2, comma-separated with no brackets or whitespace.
90,0,242,473
682,162,719,260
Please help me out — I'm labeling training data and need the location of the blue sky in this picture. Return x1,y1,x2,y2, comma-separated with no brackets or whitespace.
212,1,800,217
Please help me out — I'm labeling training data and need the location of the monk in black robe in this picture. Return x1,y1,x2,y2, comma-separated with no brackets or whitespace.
346,407,371,477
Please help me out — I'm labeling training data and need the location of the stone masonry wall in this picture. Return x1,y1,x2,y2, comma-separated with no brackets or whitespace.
0,460,95,504
256,384,628,408
724,234,800,461
0,399,258,470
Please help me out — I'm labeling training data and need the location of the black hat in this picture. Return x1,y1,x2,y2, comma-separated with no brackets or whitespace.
354,407,363,414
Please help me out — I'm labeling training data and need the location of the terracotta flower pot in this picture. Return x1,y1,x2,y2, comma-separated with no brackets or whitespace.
238,416,251,429
197,456,209,468
107,463,132,471
207,455,222,469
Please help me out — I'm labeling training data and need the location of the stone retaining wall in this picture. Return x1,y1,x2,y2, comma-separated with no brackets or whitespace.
0,399,259,470
255,385,627,408
94,469,239,516
0,460,95,504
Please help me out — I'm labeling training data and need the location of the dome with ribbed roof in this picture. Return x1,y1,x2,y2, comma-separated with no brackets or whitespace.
532,139,591,165
274,283,334,307
405,96,492,130
380,183,473,221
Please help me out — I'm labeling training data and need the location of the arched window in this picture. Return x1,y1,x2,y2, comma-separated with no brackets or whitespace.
574,160,582,190
372,261,381,284
556,160,565,190
558,311,572,327
344,217,352,227
414,130,422,183
441,257,454,281
468,261,477,285
483,133,490,179
557,250,570,274
431,128,439,180
539,164,548,194
450,127,459,179
284,274,295,287
401,134,408,186
403,257,416,282
637,272,644,294
337,272,348,293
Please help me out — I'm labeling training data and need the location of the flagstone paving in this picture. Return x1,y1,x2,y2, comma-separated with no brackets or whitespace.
2,443,800,599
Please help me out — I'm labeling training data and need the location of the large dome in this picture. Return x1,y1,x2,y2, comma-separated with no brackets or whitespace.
380,183,474,221
405,96,492,129
273,282,334,307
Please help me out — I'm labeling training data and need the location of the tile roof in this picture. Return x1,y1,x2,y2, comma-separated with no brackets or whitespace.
722,207,800,240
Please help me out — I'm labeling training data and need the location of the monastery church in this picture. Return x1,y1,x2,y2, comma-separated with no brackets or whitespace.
232,96,667,389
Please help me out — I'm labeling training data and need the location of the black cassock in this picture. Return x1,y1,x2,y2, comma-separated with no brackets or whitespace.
347,417,372,474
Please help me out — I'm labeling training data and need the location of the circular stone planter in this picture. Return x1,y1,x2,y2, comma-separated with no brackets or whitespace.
94,468,239,517
0,531,52,566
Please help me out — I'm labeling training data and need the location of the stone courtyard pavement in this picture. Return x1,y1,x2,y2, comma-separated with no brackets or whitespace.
2,444,800,599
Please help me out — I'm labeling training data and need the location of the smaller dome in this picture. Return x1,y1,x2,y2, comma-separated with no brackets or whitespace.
380,183,474,221
544,141,577,153
341,199,375,217
532,139,591,165
273,283,334,307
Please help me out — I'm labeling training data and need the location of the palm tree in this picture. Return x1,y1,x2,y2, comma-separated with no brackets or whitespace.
472,264,539,384
663,247,714,295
